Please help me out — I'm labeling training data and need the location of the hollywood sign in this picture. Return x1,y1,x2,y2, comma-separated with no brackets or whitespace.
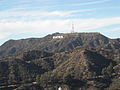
53,36,64,39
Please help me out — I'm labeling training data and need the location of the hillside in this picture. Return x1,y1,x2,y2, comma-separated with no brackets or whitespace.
0,33,120,58
37,49,116,90
0,32,120,90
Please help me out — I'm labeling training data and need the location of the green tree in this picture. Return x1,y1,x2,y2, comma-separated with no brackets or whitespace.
62,73,73,85
102,63,114,77
36,72,59,85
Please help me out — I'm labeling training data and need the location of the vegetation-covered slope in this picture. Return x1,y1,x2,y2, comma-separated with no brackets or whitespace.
0,33,120,58
0,33,120,90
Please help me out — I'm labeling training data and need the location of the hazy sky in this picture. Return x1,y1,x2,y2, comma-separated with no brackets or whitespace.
0,0,120,45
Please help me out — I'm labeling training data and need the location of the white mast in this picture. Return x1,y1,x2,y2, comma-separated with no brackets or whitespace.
71,21,74,33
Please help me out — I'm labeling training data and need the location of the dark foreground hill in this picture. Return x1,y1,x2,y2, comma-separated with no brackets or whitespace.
0,32,120,90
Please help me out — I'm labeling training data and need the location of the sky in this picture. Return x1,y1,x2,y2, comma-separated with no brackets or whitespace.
0,0,120,45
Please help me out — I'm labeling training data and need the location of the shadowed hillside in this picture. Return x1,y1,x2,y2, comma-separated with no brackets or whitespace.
0,33,120,90
0,33,120,58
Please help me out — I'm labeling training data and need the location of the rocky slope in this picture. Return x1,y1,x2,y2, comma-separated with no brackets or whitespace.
0,33,120,58
38,49,116,90
0,32,120,90
0,51,54,86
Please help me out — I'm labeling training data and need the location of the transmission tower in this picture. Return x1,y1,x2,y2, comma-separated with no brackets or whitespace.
71,21,74,33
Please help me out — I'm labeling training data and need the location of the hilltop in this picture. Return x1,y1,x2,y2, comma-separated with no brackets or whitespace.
0,32,120,58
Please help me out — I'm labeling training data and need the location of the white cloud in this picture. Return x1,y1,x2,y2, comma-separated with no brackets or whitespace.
25,0,111,9
69,0,111,7
0,0,110,10
0,32,11,40
0,17,120,36
102,27,120,33
0,20,70,34
74,17,120,30
0,9,93,22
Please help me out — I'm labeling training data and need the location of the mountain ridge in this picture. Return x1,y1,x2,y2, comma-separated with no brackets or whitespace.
0,32,120,90
0,32,120,58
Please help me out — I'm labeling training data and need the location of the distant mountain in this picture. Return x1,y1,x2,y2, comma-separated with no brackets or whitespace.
0,32,120,90
0,33,120,58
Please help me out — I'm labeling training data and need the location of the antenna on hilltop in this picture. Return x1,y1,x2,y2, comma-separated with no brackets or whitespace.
71,21,74,33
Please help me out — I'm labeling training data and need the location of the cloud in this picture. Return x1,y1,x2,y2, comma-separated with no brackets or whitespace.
0,32,11,40
0,0,110,12
29,0,111,8
73,17,120,30
69,0,111,7
0,17,120,36
102,27,120,33
0,20,70,34
0,9,93,22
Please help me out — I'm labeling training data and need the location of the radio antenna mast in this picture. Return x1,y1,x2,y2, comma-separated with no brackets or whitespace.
71,21,74,33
